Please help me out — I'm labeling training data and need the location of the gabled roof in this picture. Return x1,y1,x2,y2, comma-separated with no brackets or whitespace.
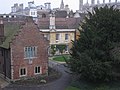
0,22,21,49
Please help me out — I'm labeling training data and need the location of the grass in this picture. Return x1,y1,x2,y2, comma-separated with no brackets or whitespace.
66,86,80,90
67,79,120,90
52,55,70,62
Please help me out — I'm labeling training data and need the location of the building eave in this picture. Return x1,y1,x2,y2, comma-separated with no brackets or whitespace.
40,29,76,32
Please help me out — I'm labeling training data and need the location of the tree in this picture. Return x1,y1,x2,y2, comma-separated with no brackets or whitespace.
51,45,56,55
67,6,120,82
56,45,66,54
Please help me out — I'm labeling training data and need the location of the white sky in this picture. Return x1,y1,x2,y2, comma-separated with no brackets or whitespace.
0,0,119,14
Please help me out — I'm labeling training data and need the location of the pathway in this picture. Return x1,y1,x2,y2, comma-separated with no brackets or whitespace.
3,61,71,90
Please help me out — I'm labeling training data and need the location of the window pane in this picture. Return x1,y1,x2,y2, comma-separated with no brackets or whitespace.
35,66,40,74
20,69,23,75
35,47,37,56
35,67,37,73
27,47,29,57
65,34,68,40
33,47,35,57
56,34,59,40
38,67,40,73
23,69,26,75
24,47,27,58
30,47,32,57
24,46,37,58
20,68,26,75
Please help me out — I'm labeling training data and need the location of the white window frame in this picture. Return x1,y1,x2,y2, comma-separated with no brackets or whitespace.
44,34,50,40
24,46,37,59
19,67,27,77
56,34,60,41
34,66,41,75
31,11,35,15
65,34,69,41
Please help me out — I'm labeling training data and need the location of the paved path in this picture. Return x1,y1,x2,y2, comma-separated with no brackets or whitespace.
0,77,9,89
3,61,71,90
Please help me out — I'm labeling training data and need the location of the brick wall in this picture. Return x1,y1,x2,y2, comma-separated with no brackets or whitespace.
0,21,4,44
10,18,49,80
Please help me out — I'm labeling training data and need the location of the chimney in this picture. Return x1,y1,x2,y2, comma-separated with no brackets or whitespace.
19,3,23,10
0,19,4,44
79,0,83,11
49,13,55,29
44,2,51,10
97,0,100,4
26,16,34,23
103,0,105,3
91,0,95,5
109,0,111,3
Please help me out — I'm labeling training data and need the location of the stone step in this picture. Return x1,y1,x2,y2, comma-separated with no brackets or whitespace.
0,82,9,88
0,78,9,88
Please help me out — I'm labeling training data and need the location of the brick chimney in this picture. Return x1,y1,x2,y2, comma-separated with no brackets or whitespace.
25,16,34,23
0,18,4,44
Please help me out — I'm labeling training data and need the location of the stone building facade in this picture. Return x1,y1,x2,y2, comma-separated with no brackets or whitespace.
37,14,84,55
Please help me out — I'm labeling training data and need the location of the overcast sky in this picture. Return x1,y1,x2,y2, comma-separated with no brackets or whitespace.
0,0,118,14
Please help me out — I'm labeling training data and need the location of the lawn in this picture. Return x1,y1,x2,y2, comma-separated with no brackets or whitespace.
52,55,70,62
66,86,80,90
67,79,120,90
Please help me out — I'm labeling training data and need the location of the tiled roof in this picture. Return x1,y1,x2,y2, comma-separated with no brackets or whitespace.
38,17,84,29
0,22,22,49
55,18,68,29
0,17,25,49
37,18,50,29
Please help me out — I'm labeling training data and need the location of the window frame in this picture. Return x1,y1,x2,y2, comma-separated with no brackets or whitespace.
56,33,60,41
19,67,27,77
31,11,35,15
44,34,50,40
24,46,37,59
65,34,69,41
34,66,41,75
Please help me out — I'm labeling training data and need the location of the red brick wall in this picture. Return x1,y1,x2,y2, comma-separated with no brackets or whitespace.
10,19,49,80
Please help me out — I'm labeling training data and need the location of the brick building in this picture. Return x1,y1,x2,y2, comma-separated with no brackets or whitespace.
0,17,49,81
